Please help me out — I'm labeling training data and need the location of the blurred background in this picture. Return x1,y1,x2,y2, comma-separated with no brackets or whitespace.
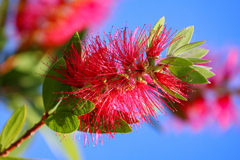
0,0,240,159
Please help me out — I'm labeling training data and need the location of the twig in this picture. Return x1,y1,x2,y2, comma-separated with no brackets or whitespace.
0,113,49,157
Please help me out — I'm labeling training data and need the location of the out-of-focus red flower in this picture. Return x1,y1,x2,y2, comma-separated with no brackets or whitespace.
170,47,240,131
48,26,190,145
16,0,114,48
213,95,238,130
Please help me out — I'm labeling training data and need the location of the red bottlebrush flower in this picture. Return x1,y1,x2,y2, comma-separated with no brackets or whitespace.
49,26,190,145
146,25,181,58
16,0,114,48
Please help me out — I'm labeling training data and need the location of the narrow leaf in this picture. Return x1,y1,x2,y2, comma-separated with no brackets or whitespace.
193,65,212,70
173,41,205,56
186,58,210,64
57,135,82,160
178,48,209,58
42,58,72,112
40,129,82,160
147,16,165,47
44,112,80,134
155,80,187,101
167,26,194,56
56,98,95,116
0,105,27,152
191,66,215,78
152,16,165,34
65,32,81,53
160,57,193,66
169,66,209,84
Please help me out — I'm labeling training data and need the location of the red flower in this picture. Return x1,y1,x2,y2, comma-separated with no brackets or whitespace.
49,26,190,145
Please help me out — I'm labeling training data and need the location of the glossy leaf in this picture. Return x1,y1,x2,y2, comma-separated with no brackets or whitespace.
160,57,193,66
169,66,209,84
155,79,187,101
191,66,215,78
186,58,210,64
173,41,205,56
79,118,133,133
167,26,194,56
42,58,72,112
65,31,81,53
0,105,26,152
178,48,209,58
44,112,80,134
147,16,165,46
0,157,42,160
57,98,95,116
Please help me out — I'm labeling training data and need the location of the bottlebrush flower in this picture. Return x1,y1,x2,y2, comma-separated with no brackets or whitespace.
45,21,210,145
16,0,114,48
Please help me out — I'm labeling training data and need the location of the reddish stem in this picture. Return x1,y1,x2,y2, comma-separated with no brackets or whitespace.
0,113,49,157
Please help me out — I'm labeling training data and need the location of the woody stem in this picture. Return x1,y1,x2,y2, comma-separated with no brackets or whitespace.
0,113,49,157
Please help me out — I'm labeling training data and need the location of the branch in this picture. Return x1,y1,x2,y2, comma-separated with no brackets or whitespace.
0,113,49,157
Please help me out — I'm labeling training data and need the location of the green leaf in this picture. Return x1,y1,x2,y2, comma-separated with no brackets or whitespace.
57,134,82,160
65,32,81,53
112,118,133,133
159,57,193,66
147,16,165,47
186,58,210,64
56,98,95,116
0,157,42,160
155,79,187,101
40,129,82,160
190,66,215,78
0,28,6,51
178,48,209,58
169,66,209,84
79,118,133,134
167,26,194,56
0,105,27,152
193,65,212,70
152,16,165,34
0,0,8,28
42,58,72,113
172,41,205,56
44,112,80,134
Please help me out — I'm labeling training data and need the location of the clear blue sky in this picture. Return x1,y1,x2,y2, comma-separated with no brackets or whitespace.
1,0,240,160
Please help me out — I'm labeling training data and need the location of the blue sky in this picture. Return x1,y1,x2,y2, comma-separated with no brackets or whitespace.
1,0,240,160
